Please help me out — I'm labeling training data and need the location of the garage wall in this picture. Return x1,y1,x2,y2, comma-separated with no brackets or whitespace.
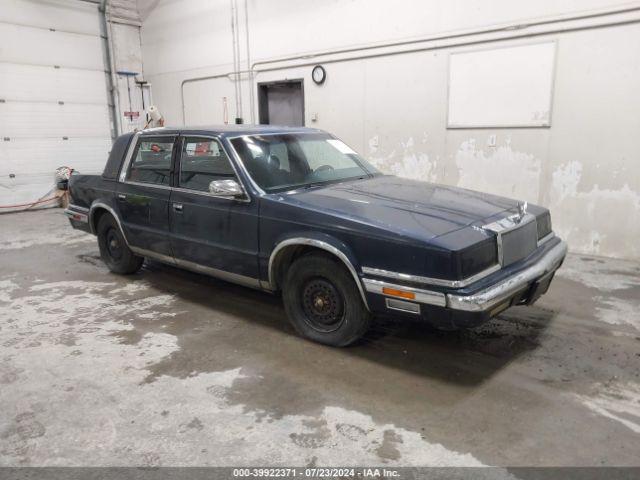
0,0,112,208
138,0,640,260
0,0,146,210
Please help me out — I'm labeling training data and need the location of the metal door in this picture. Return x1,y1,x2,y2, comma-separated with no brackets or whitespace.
258,80,304,126
168,136,261,286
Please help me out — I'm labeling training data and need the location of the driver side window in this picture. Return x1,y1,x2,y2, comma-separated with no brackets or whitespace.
127,137,174,186
179,137,237,192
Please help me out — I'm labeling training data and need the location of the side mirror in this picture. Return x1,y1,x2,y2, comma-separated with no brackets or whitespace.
209,179,244,198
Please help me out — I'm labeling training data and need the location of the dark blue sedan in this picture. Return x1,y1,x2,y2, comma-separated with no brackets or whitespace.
65,125,567,346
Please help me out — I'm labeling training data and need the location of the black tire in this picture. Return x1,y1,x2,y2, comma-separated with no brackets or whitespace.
282,253,372,347
96,214,143,274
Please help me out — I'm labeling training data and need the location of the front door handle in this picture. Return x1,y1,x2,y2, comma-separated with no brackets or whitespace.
117,193,126,201
173,203,183,212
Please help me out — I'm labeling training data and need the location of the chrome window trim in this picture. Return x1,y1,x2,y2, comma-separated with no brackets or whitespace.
122,180,172,190
119,132,175,188
361,264,501,289
118,132,252,202
224,136,270,196
118,131,142,182
170,186,250,202
224,131,320,141
119,132,178,183
268,237,370,310
363,278,447,307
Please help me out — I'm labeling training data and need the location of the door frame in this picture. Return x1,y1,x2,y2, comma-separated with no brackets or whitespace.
168,134,262,285
115,132,179,256
257,79,305,126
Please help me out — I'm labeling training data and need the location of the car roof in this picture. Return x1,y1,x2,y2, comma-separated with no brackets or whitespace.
138,124,325,138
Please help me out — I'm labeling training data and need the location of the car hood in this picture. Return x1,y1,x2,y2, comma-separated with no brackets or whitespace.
274,175,520,241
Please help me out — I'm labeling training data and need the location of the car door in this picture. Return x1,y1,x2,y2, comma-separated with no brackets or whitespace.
116,134,176,258
169,135,260,285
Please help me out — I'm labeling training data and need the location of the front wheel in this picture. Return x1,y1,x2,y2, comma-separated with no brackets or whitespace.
96,214,143,274
282,253,372,347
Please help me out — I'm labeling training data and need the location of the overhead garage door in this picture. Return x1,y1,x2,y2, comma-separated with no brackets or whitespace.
0,0,112,209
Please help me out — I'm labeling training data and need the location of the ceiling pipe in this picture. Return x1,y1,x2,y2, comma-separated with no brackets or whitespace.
244,0,254,124
99,0,121,139
230,0,242,123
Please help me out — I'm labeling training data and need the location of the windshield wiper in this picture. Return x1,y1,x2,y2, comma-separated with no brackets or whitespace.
303,175,369,190
302,181,330,189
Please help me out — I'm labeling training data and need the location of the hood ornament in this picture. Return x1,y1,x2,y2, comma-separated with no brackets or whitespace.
517,201,528,223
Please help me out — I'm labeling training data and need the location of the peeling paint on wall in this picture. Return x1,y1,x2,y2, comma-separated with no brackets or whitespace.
454,138,541,203
550,162,640,258
367,134,438,182
551,161,583,202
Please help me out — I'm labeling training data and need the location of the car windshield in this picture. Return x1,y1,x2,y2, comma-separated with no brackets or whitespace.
229,133,379,192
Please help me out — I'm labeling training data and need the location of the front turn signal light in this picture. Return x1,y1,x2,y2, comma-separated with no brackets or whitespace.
382,287,416,300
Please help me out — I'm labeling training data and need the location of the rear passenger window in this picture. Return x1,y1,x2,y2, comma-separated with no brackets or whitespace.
179,137,237,192
127,137,174,186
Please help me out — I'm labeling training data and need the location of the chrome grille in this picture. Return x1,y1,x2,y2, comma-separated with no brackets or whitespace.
501,219,538,266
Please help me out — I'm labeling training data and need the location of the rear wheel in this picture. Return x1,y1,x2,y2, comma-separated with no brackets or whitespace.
96,214,143,274
282,253,372,347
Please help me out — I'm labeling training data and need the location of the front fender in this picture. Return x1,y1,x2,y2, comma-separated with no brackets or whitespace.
266,231,369,309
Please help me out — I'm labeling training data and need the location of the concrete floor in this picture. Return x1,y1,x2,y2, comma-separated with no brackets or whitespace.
0,209,639,467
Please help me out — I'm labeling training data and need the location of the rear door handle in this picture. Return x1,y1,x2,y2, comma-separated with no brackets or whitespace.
173,203,183,212
117,193,126,201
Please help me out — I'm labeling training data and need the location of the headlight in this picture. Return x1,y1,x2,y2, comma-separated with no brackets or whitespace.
536,211,552,240
458,237,498,278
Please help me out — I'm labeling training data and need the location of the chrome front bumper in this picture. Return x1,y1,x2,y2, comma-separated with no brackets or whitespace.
363,241,568,314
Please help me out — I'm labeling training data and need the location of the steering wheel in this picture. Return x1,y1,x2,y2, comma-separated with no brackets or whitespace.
315,165,334,173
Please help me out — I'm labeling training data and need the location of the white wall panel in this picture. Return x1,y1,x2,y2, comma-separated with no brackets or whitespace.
0,137,111,209
0,103,110,138
183,78,237,125
0,0,112,207
0,64,108,104
0,138,112,176
448,42,556,128
0,0,101,35
0,24,104,70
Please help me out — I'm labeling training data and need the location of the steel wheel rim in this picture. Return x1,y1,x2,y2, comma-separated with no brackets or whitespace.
301,278,345,333
105,228,123,262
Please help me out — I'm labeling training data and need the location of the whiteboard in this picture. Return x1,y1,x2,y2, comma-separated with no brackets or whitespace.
448,42,556,128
